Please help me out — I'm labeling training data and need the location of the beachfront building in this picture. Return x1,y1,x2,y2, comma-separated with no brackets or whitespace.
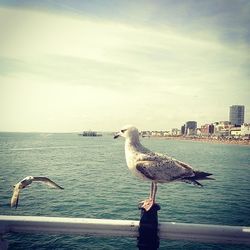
185,121,197,136
200,124,214,136
230,127,241,138
151,131,170,137
241,123,250,138
163,131,171,136
213,121,232,137
141,131,151,137
229,105,245,126
171,128,181,136
196,128,202,136
181,124,185,135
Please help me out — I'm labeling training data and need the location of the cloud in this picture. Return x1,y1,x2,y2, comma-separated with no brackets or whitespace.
1,6,248,88
0,5,249,131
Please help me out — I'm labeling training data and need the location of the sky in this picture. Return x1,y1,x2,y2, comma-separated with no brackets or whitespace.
0,0,249,132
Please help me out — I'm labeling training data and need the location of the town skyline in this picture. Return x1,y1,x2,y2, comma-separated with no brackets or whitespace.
1,1,249,132
0,103,248,133
141,104,248,134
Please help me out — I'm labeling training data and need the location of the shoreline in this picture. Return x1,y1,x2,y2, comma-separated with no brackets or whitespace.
149,136,250,146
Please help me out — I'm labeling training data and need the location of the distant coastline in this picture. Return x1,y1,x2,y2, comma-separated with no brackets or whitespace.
150,136,250,146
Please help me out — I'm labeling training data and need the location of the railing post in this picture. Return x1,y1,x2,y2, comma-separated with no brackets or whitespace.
137,204,161,250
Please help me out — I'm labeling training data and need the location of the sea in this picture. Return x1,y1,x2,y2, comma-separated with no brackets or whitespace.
0,132,250,250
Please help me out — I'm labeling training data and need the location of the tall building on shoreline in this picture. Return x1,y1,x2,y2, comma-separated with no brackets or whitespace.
229,105,245,126
185,121,197,135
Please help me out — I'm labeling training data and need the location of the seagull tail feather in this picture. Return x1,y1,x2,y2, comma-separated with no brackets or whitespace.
183,171,214,187
193,171,214,180
182,179,203,187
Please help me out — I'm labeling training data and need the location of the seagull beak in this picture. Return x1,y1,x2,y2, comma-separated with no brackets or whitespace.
113,132,120,139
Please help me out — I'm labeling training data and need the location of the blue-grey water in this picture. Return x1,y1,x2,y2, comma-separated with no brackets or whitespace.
0,132,250,249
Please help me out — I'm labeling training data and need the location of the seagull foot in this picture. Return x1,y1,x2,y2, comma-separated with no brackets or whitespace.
138,199,154,211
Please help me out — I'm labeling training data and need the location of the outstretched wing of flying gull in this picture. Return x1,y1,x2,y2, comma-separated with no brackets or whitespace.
11,176,64,208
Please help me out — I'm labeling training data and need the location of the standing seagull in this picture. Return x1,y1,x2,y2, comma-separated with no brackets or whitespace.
11,176,64,208
114,125,213,211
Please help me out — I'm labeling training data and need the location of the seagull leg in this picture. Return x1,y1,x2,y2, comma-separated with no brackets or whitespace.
152,182,157,203
139,182,156,211
149,182,154,199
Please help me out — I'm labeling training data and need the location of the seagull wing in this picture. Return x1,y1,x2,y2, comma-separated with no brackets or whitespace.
11,184,21,208
135,157,195,182
32,177,64,189
138,151,193,169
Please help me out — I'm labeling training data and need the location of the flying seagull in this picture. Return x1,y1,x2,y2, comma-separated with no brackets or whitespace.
114,125,213,211
11,176,64,208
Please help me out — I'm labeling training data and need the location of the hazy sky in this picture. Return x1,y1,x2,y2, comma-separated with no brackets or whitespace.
0,0,249,132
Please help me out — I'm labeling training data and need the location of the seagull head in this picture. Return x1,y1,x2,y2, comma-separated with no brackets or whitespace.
22,176,33,182
114,125,140,141
20,176,34,187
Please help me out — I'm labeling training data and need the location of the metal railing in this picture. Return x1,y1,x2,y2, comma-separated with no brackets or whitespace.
1,215,250,247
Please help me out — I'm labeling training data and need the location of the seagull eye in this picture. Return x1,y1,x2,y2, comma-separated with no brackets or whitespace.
121,129,127,133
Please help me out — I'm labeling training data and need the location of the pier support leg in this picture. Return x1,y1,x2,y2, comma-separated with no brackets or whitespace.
137,203,160,250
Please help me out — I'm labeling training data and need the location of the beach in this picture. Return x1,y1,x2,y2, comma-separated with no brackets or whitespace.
151,136,250,146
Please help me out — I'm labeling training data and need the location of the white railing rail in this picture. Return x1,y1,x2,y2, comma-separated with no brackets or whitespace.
0,215,250,245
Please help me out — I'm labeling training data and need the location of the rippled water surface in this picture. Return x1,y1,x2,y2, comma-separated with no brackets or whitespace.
0,133,250,249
